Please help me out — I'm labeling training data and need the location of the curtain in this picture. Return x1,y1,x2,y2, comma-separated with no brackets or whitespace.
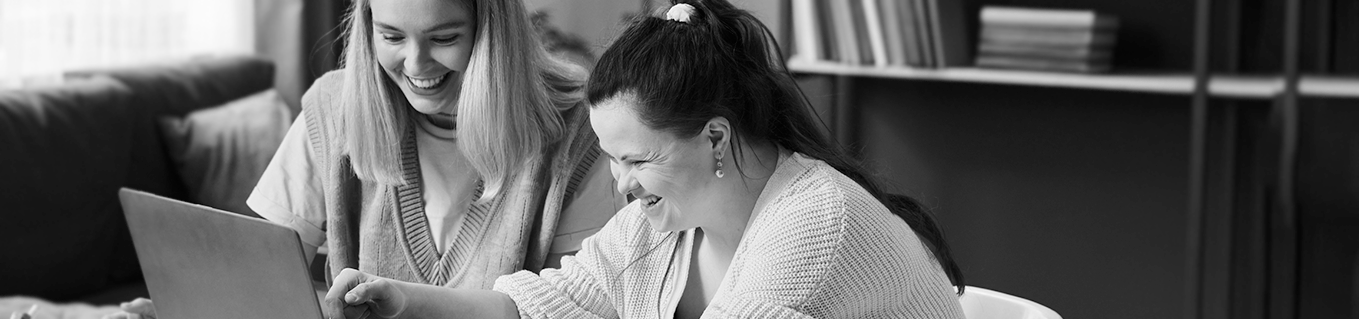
254,0,345,115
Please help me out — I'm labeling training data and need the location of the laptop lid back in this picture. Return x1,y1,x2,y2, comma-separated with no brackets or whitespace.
118,188,322,319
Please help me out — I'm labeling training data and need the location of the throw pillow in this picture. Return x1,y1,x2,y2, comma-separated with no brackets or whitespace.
158,89,293,218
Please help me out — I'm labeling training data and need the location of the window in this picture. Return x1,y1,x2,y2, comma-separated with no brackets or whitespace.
0,0,253,87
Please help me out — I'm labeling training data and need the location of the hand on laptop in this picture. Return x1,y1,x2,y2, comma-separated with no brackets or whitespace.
99,298,156,319
324,268,408,319
8,304,38,319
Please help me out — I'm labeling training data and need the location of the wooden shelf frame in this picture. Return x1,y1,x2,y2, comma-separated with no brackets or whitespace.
787,59,1359,99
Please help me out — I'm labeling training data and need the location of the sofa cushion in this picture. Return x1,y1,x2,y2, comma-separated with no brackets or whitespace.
0,77,142,300
66,55,276,117
158,89,293,217
67,55,278,213
0,56,278,301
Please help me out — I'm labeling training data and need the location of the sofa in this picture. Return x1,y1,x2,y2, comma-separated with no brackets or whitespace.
0,55,292,307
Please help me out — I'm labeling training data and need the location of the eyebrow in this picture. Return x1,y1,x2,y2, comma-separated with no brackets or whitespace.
603,151,644,163
373,20,469,34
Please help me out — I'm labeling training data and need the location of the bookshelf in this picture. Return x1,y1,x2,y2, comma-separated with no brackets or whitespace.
789,59,1197,94
773,1,1358,319
789,60,1359,99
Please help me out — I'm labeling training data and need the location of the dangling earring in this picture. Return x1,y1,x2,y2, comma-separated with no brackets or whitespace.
715,152,725,178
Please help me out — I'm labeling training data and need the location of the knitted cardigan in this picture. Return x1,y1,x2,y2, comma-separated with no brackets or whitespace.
301,71,602,289
494,153,966,318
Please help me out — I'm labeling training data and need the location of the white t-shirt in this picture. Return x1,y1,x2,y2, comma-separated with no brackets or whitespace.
246,119,624,257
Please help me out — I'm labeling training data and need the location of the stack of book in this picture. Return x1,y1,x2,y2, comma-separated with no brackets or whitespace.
975,6,1119,73
789,0,969,69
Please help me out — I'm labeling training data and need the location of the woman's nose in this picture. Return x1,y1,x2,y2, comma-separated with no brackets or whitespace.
403,40,431,72
614,167,639,195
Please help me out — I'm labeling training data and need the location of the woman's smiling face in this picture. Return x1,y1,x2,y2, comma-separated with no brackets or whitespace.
370,0,476,115
590,94,724,232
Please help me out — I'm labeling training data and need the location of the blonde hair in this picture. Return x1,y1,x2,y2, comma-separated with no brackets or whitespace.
338,0,587,201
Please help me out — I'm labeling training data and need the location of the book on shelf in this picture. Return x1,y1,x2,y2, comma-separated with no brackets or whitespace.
790,0,822,62
979,27,1117,47
974,6,1118,73
849,0,876,65
877,0,908,66
885,0,927,67
785,0,968,69
925,0,971,67
978,41,1113,61
861,0,889,67
905,0,932,67
830,0,860,65
975,55,1111,73
980,6,1121,30
815,0,839,62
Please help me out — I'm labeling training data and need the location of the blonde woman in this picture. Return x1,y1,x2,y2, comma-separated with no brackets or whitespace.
101,0,622,317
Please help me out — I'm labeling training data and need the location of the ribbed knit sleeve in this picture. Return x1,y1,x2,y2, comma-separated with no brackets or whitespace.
704,295,816,318
495,203,676,319
494,264,613,319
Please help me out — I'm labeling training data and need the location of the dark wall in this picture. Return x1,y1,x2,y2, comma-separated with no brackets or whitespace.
851,79,1192,319
1296,98,1359,319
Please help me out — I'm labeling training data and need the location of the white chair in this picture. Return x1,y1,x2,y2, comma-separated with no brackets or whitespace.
957,286,1062,319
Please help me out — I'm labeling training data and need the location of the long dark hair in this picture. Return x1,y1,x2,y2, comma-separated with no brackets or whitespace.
586,0,964,293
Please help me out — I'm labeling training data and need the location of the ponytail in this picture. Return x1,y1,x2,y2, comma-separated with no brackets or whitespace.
588,0,964,293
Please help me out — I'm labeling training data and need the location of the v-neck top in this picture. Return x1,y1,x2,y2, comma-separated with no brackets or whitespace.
494,152,966,318
393,123,500,284
411,119,479,254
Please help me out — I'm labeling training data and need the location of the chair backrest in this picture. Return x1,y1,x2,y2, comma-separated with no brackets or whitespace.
958,286,1062,319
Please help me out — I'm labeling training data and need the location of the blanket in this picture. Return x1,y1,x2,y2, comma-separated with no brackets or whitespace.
0,297,120,319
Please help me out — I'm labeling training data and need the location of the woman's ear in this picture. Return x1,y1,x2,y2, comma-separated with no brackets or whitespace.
705,116,732,153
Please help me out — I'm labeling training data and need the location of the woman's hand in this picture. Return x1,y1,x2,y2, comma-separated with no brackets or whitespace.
99,298,156,319
323,268,408,319
9,304,39,319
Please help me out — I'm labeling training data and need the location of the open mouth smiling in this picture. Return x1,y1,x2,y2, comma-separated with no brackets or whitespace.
406,73,450,90
642,195,663,208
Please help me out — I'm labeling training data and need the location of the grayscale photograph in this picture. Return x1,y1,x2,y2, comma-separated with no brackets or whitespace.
1,0,1356,318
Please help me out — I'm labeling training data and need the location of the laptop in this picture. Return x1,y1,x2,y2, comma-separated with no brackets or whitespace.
118,188,324,319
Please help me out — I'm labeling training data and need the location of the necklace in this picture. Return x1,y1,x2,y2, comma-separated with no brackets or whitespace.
426,113,456,130
417,114,458,141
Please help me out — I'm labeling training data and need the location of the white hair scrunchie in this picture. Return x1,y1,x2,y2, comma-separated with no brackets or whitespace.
666,3,696,23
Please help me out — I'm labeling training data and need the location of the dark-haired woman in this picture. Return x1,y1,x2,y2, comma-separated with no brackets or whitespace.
321,1,965,318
